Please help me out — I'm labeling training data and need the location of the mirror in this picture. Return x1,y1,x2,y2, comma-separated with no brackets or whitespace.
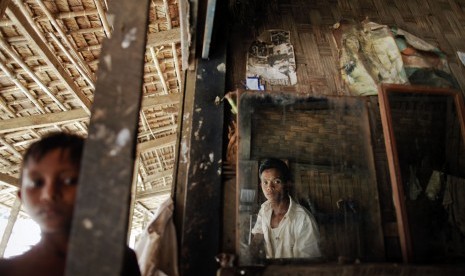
237,91,385,265
379,84,465,263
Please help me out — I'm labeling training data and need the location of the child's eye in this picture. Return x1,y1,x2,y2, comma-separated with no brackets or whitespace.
62,177,78,186
24,178,44,188
32,179,44,188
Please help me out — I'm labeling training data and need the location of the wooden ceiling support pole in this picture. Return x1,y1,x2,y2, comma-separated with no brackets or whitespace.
178,38,227,276
0,196,20,257
64,0,151,275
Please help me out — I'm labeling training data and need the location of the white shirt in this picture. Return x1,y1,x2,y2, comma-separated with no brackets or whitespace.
252,196,322,259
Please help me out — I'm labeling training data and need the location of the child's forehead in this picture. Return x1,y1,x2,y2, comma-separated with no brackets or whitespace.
26,148,75,166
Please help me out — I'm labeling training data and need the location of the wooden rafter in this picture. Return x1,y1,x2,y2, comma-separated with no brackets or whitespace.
0,9,101,26
142,169,172,183
49,32,95,89
93,0,111,38
178,0,190,70
0,108,88,133
136,186,171,200
0,137,21,157
150,47,169,94
6,3,92,113
162,0,182,90
0,93,180,133
137,133,177,153
0,172,19,188
146,28,181,47
0,61,47,113
0,196,20,257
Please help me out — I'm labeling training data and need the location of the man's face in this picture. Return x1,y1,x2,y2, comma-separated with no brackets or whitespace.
260,168,288,203
19,148,79,234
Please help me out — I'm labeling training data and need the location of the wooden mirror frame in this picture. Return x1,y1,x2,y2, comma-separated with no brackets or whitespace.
378,84,465,263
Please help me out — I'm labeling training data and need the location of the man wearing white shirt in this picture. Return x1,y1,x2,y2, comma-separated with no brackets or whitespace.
251,158,322,259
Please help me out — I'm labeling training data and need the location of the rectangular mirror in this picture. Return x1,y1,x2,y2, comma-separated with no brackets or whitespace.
237,92,385,265
378,84,465,263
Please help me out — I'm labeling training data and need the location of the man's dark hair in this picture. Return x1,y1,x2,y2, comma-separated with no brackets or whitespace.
259,158,291,182
22,132,85,170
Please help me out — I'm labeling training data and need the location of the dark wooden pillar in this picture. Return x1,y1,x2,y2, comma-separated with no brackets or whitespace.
176,40,227,276
65,0,150,275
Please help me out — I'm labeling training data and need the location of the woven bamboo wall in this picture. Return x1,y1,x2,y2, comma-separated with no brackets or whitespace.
297,168,384,260
228,0,465,95
250,104,370,168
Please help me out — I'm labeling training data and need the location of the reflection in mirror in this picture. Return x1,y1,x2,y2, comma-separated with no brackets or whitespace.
237,92,385,265
379,84,465,263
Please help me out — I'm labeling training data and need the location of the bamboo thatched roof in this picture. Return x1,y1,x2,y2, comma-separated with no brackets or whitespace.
0,0,182,236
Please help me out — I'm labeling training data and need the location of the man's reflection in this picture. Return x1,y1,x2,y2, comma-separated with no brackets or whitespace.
250,158,322,259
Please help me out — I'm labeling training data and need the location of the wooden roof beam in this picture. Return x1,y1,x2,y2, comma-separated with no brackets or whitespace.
134,201,153,216
149,47,169,94
137,125,177,138
0,108,88,133
0,97,15,117
49,32,95,90
137,134,177,153
1,9,102,27
39,9,100,22
143,169,172,183
6,3,92,113
141,93,180,108
0,93,180,133
146,28,180,47
93,0,111,38
67,26,104,35
0,137,22,158
75,28,181,51
135,186,171,200
0,173,19,188
162,0,181,90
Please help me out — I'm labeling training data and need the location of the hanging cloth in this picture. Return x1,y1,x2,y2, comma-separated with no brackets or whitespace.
425,170,442,200
443,175,465,235
135,197,179,276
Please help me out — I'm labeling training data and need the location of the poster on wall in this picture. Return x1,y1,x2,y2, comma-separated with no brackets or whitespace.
246,30,297,88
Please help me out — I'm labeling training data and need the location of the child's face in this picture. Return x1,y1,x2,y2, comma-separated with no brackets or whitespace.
19,148,79,234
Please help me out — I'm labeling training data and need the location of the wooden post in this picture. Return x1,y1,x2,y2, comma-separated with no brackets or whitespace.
0,196,21,257
65,0,150,275
177,39,227,276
